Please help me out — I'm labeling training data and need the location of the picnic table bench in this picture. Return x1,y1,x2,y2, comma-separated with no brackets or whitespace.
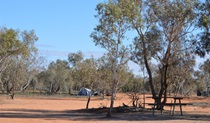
145,96,192,115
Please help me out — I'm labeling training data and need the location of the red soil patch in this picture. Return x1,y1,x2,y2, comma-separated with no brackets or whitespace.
0,93,210,123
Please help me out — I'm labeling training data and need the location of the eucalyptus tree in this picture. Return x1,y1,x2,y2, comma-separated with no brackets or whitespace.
73,58,98,89
120,0,198,106
0,55,44,96
38,59,72,94
116,65,132,90
68,53,99,109
20,56,45,92
67,51,84,91
199,59,210,96
0,27,38,98
97,54,132,98
97,55,113,98
91,1,131,116
68,51,83,67
81,57,99,109
195,1,210,94
166,53,196,96
196,0,210,57
52,59,72,94
0,27,38,75
0,58,23,98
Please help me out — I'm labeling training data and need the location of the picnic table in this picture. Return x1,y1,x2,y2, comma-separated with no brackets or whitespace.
145,96,192,115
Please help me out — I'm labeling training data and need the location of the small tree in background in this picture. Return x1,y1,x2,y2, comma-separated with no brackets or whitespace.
199,60,210,96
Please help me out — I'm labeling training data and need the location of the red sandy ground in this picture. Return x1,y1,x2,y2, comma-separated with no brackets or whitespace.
0,93,210,123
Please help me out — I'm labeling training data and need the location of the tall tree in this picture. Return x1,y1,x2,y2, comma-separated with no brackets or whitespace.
91,0,130,117
121,0,197,106
0,27,38,98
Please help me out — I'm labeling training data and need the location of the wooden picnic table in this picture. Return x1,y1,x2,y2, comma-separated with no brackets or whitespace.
145,96,192,115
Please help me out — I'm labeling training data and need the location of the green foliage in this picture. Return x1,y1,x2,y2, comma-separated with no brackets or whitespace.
91,0,130,56
119,0,198,100
37,59,72,94
198,59,210,96
196,0,210,57
0,27,38,58
71,57,98,89
0,27,39,98
68,51,83,67
122,76,143,93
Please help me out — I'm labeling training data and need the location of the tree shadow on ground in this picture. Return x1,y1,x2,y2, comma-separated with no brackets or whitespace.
0,108,210,122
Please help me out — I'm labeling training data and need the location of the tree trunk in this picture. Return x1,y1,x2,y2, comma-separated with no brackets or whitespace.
102,90,106,99
55,85,60,93
158,41,171,109
142,41,156,98
206,74,209,97
21,75,34,92
107,82,116,117
107,59,117,117
86,94,91,109
157,68,165,109
49,83,53,94
10,87,15,99
7,85,14,99
68,86,72,95
206,82,209,97
163,65,168,103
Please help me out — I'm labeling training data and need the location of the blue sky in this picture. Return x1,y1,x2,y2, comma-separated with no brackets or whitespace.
0,0,105,58
0,0,140,74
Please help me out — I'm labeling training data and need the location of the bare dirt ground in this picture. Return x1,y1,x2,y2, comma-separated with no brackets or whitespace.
0,93,210,123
